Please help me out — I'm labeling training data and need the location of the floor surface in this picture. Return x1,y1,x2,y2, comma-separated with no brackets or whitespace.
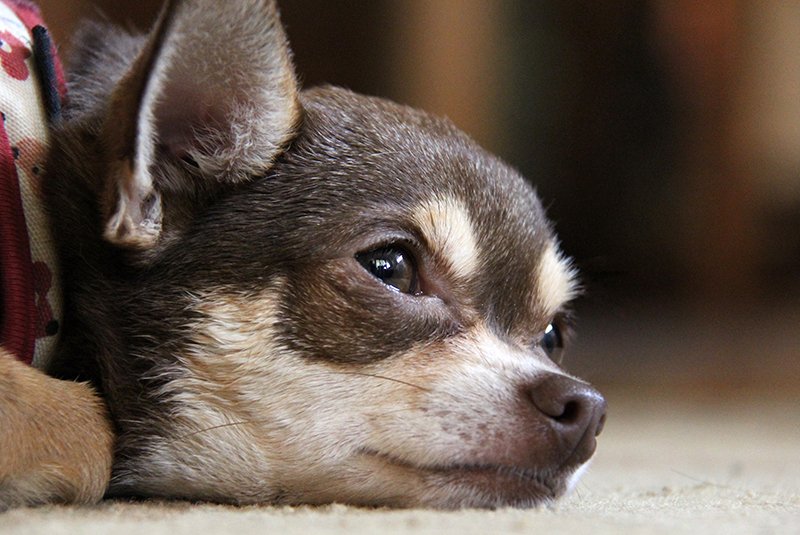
2,390,798,534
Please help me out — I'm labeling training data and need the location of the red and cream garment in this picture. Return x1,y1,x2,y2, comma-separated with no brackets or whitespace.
0,0,65,370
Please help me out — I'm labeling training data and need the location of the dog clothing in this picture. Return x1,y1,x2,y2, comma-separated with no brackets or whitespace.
0,0,65,370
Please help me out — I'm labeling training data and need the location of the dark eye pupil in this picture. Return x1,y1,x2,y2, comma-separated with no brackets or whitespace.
370,257,396,279
542,323,564,361
357,246,417,294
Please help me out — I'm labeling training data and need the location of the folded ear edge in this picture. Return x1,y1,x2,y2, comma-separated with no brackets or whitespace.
102,160,163,250
100,0,177,250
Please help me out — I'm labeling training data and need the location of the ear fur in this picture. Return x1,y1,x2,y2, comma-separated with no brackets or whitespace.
101,0,300,249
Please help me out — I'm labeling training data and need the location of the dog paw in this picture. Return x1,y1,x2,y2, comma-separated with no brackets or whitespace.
0,349,113,509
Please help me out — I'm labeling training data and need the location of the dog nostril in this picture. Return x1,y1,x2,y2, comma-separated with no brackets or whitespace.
528,374,607,434
558,399,581,424
527,374,607,465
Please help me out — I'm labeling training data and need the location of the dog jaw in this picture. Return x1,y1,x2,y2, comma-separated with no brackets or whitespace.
110,285,591,508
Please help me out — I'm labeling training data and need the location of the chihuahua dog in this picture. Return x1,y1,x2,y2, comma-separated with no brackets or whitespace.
0,0,606,509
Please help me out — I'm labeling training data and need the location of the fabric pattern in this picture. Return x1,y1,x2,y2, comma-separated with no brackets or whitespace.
0,0,64,370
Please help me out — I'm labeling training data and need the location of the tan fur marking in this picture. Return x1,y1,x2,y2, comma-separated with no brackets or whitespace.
0,349,113,509
535,242,578,317
412,197,479,282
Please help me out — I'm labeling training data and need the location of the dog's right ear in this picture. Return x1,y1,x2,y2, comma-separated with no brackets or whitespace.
100,0,299,250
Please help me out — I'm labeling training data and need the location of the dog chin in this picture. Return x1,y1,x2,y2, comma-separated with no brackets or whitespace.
340,450,581,509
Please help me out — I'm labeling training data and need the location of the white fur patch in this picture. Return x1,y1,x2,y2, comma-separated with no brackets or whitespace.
535,242,578,317
565,459,592,495
412,197,479,282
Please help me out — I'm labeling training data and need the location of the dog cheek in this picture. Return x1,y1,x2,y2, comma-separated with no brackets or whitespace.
280,261,453,364
354,342,488,466
122,282,366,500
169,283,467,502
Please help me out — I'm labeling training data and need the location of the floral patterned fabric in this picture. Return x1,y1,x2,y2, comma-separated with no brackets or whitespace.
0,0,64,370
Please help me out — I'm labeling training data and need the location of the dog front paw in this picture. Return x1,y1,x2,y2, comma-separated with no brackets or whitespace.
0,349,113,509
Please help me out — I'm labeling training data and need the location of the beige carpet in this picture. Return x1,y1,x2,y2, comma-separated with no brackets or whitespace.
2,390,798,534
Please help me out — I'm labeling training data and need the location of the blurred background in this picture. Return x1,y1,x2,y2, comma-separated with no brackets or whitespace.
38,0,799,400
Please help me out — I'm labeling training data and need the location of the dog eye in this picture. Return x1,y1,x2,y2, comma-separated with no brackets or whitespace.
357,245,419,295
541,322,564,363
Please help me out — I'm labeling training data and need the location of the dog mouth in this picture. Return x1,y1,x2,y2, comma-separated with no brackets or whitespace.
360,449,561,507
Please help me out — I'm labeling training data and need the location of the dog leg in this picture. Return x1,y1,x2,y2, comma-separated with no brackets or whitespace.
0,348,113,509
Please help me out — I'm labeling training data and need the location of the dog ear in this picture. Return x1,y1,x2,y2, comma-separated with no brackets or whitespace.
101,0,299,249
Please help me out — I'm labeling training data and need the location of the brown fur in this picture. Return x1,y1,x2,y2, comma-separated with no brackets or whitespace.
0,349,113,509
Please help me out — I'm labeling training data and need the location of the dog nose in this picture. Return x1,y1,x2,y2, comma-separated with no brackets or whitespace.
528,374,607,464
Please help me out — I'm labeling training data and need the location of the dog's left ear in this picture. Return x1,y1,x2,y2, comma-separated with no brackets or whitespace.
101,0,299,249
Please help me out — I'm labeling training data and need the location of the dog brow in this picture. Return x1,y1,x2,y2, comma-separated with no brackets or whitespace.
411,197,479,282
535,242,578,317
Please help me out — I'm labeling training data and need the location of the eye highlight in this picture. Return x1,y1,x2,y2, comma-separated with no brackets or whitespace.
356,245,420,295
541,322,565,363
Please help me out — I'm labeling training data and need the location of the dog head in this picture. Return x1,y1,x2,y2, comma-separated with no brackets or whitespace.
46,0,605,508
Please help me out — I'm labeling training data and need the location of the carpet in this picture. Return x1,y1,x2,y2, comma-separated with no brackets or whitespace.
1,390,798,534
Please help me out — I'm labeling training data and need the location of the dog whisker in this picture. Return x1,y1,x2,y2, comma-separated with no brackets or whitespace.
168,419,267,444
332,371,431,392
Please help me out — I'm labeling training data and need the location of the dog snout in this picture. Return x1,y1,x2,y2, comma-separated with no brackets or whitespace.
528,374,607,465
